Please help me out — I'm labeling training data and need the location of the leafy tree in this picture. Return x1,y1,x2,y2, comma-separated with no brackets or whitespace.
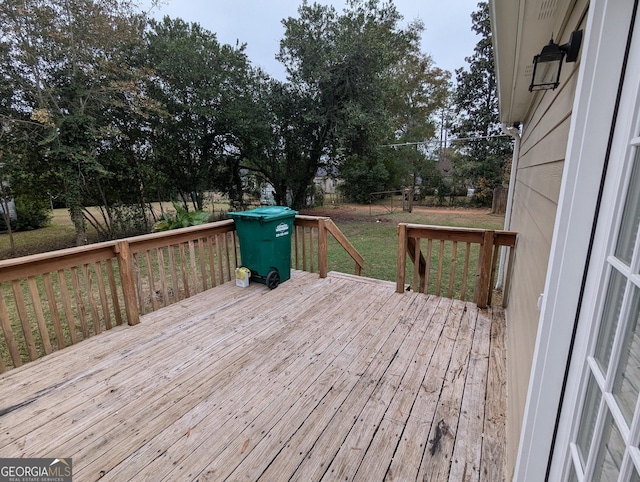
452,1,512,203
237,77,322,208
144,17,254,211
277,0,428,205
385,52,450,192
0,0,150,245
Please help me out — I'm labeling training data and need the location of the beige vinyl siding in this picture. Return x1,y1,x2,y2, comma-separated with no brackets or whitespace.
505,55,582,477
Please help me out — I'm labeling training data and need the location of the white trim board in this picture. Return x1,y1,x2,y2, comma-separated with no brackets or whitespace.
514,1,638,480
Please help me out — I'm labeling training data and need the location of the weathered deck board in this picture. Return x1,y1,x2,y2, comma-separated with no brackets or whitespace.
0,270,505,481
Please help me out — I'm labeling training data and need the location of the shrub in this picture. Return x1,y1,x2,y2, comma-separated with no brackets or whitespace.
153,202,209,231
0,195,51,231
95,204,151,241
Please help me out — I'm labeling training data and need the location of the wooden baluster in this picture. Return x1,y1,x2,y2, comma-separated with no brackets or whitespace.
215,234,224,284
198,238,208,291
27,276,53,354
223,233,231,282
318,218,328,278
309,227,316,273
294,225,301,270
207,237,217,288
302,227,308,272
461,243,472,301
145,250,158,312
425,239,432,294
0,285,22,368
188,240,198,293
12,280,38,360
179,243,190,298
232,232,239,269
82,264,102,334
57,270,77,343
168,245,180,302
436,240,445,297
487,244,501,306
156,248,169,308
70,267,89,338
105,260,123,326
131,253,145,315
448,241,458,299
412,237,421,293
43,273,65,349
396,223,408,293
95,262,112,330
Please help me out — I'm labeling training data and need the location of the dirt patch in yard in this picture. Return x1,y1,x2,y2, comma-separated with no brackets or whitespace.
299,203,495,223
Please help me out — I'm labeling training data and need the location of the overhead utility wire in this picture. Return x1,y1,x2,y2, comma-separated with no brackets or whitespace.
379,134,512,148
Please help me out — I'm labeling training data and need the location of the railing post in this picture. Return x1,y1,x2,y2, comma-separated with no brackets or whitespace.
397,223,408,293
115,240,140,325
318,218,328,278
475,230,495,308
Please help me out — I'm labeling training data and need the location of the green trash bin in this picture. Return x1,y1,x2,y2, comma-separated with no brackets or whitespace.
228,206,298,289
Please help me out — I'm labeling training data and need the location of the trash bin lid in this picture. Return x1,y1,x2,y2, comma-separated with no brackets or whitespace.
228,206,298,222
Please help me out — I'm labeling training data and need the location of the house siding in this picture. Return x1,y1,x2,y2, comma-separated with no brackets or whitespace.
504,42,583,477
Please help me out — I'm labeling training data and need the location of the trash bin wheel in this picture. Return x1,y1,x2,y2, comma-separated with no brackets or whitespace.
266,269,280,290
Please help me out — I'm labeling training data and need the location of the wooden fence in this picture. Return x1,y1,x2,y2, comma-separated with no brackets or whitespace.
396,223,517,308
0,216,363,373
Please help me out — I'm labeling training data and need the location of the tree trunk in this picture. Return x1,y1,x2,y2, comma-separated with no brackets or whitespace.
69,204,87,246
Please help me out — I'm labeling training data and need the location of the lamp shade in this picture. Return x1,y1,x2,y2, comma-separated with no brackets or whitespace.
529,40,564,91
528,31,583,92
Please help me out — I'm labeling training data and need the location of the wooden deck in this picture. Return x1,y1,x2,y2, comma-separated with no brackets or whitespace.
0,270,505,481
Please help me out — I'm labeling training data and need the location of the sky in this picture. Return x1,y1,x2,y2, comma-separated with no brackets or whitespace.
140,0,481,82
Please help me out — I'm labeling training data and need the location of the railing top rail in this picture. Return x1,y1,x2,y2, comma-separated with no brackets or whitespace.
0,241,119,283
294,215,330,228
127,219,235,254
401,223,517,246
0,219,237,283
295,215,330,221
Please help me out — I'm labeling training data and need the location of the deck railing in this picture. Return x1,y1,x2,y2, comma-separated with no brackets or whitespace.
0,215,363,373
294,215,364,277
396,223,517,308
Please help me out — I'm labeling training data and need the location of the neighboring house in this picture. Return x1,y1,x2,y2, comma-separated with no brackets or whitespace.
0,198,16,221
0,179,16,222
491,1,640,480
259,183,277,206
313,175,339,195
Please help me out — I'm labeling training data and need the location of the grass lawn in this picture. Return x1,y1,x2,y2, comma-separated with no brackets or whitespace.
300,204,505,282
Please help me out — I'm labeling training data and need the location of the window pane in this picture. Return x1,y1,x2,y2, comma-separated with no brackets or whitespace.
567,463,579,482
615,149,640,265
593,411,626,481
595,270,628,372
577,372,603,466
613,286,640,424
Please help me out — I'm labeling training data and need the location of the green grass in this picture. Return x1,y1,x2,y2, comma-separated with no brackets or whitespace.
314,206,505,283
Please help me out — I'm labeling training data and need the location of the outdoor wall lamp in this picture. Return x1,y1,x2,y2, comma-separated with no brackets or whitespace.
529,30,583,92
